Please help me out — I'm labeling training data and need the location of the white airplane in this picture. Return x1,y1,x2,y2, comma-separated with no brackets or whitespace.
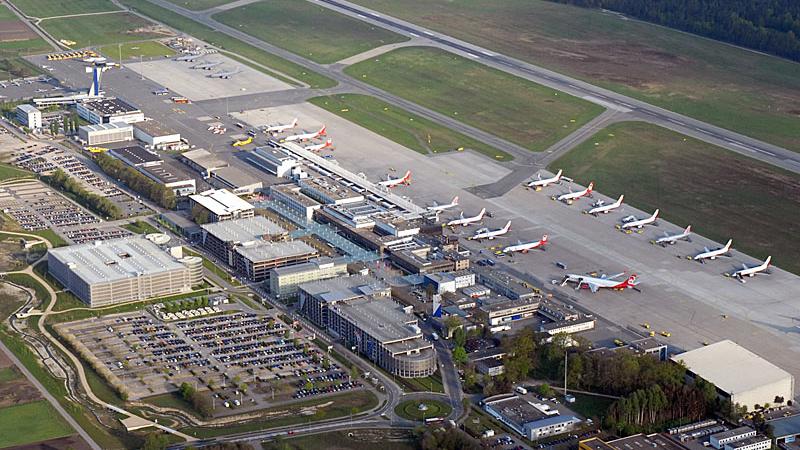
0,82,6,88
208,68,242,79
175,53,201,62
560,273,640,293
378,170,412,188
192,61,223,70
502,234,548,253
446,208,485,227
284,126,326,143
652,225,692,247
266,118,298,134
304,139,333,152
469,221,511,241
585,195,624,216
728,256,771,283
527,169,563,190
554,182,594,204
427,196,459,213
690,239,733,262
618,209,659,231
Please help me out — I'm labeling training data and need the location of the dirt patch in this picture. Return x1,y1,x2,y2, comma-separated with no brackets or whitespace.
0,351,12,368
0,376,42,408
9,435,90,450
0,22,36,42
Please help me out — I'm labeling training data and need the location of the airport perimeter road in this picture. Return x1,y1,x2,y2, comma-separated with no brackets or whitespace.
312,0,800,174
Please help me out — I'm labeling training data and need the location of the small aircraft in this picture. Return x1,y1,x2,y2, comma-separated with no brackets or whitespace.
208,68,243,79
728,256,771,283
378,170,412,188
690,239,733,262
446,208,486,227
469,221,511,241
553,182,594,204
191,61,223,70
304,139,333,152
175,53,201,62
560,273,640,293
232,136,253,147
502,234,548,253
284,126,326,143
427,196,459,213
585,195,624,216
527,169,564,190
266,118,298,134
652,225,692,247
618,209,659,231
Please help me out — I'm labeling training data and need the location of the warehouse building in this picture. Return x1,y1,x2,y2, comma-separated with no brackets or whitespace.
209,166,263,195
78,122,133,146
189,188,254,222
15,104,41,130
249,146,298,177
270,183,321,221
76,98,144,124
671,340,794,410
47,236,203,307
710,427,757,449
140,162,196,196
109,145,162,168
269,256,348,300
180,148,228,177
133,121,180,149
484,395,579,440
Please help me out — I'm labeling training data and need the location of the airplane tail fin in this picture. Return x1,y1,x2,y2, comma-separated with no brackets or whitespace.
685,225,692,234
541,234,548,244
764,256,772,267
627,274,638,285
324,139,333,147
291,118,298,127
555,169,563,179
503,221,512,232
318,126,327,136
652,209,660,219
452,196,459,206
616,194,624,205
724,239,733,251
403,170,412,182
587,182,594,192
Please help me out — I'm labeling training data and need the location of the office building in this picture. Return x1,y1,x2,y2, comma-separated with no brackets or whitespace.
133,121,180,148
76,98,144,124
15,104,41,130
269,257,348,300
484,396,579,440
234,240,317,282
481,297,540,326
724,436,770,450
710,428,757,449
200,216,286,265
189,188,254,222
78,122,133,145
249,146,298,177
270,183,321,221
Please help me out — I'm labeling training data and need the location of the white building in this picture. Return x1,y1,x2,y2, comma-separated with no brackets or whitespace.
249,146,298,177
540,317,596,335
78,122,133,146
269,256,348,300
270,183,321,221
15,104,41,130
76,98,144,124
133,120,181,149
483,396,579,440
724,436,771,450
189,188,254,222
710,428,757,449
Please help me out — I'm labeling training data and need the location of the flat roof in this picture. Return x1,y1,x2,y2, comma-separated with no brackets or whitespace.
80,122,132,133
180,148,228,170
767,414,800,438
111,145,161,166
190,188,253,217
235,240,316,262
212,166,263,189
610,433,686,450
141,162,194,184
299,274,386,298
271,183,321,208
16,104,39,113
485,396,551,428
134,120,178,137
480,297,540,313
48,236,186,285
335,296,424,346
80,97,139,115
725,436,769,449
671,340,793,396
201,216,285,243
271,256,347,276
711,427,755,441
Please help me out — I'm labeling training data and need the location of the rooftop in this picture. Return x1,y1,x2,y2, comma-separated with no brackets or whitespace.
234,240,316,262
80,97,140,115
141,161,194,185
485,396,553,428
16,104,39,113
271,256,347,276
767,414,800,438
80,122,132,133
726,436,770,449
212,165,264,189
202,216,286,243
299,274,388,299
334,295,424,346
271,183,321,208
180,148,228,171
110,145,161,166
134,120,178,137
711,427,755,441
190,188,254,217
609,433,687,450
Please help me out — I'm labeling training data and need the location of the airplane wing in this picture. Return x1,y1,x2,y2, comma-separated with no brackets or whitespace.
602,272,625,280
703,246,710,253
589,283,599,293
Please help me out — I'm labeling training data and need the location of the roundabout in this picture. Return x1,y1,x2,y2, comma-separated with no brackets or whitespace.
394,399,453,421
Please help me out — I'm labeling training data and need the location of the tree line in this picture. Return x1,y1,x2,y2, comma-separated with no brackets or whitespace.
547,0,800,62
47,168,122,219
95,153,177,210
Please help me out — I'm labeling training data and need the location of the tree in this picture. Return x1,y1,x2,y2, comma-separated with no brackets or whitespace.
443,316,461,338
452,346,468,365
537,383,554,397
452,327,466,348
142,432,169,450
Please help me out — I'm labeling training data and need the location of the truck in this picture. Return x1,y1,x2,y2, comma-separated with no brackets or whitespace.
515,386,528,395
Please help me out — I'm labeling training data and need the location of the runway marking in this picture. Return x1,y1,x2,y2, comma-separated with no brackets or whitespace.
582,95,631,113
465,52,479,59
409,32,419,37
357,13,366,18
481,51,494,57
423,31,433,36
668,118,686,126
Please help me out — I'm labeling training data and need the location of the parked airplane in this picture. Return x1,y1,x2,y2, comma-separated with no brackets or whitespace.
427,196,459,213
208,68,242,79
446,208,486,227
304,139,333,152
378,170,412,188
0,82,6,88
283,126,326,143
192,61,223,70
502,234,548,253
560,273,640,293
553,182,594,204
174,53,201,62
527,169,564,190
585,195,624,216
652,225,692,247
266,118,298,134
232,136,253,147
690,239,733,262
469,221,511,241
728,256,771,283
618,209,659,231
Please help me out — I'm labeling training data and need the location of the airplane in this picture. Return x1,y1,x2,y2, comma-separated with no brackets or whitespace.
208,68,243,79
427,196,459,213
690,239,733,262
377,170,412,188
83,56,107,63
283,126,326,143
0,82,6,88
468,221,511,241
652,225,692,246
560,273,640,293
618,209,659,231
175,53,201,62
191,61,223,70
446,208,486,227
553,182,594,204
502,234,548,253
728,256,771,283
585,195,624,216
304,139,333,152
232,136,253,147
266,118,298,134
527,169,564,190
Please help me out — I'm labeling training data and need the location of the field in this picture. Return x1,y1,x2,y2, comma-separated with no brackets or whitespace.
98,40,174,60
9,0,119,18
39,12,165,48
120,219,160,234
119,0,336,88
0,4,49,80
345,46,603,152
265,430,417,450
348,0,800,153
214,0,407,64
565,393,614,420
0,400,74,448
0,3,36,42
309,94,511,160
165,0,233,10
550,121,800,274
394,399,452,421
0,163,32,181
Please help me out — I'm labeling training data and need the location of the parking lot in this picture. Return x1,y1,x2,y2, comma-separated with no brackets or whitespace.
0,180,99,231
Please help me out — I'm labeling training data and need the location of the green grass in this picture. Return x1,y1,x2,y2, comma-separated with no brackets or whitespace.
396,373,444,394
214,0,407,64
0,3,51,80
10,0,119,18
565,392,614,420
119,0,336,89
550,121,800,274
0,366,21,382
39,12,162,48
346,0,800,153
49,288,209,323
121,219,160,234
309,94,512,160
165,0,233,10
98,40,174,60
394,399,452,421
27,228,67,247
0,163,32,181
345,46,603,152
265,430,417,450
0,400,74,448
183,247,240,285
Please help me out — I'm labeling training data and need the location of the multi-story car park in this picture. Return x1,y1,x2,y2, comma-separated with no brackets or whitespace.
78,122,134,146
269,256,348,301
234,240,318,282
76,97,144,125
200,216,287,265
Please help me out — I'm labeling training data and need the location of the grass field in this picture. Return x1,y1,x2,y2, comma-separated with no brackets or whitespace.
10,0,119,18
394,399,452,421
0,400,73,448
265,430,417,450
121,219,160,234
40,12,163,48
345,46,603,152
349,0,800,153
309,94,511,160
550,122,800,274
565,393,614,420
214,0,407,64
0,4,50,80
119,0,335,89
0,366,21,382
98,40,174,60
0,163,32,181
165,0,233,10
